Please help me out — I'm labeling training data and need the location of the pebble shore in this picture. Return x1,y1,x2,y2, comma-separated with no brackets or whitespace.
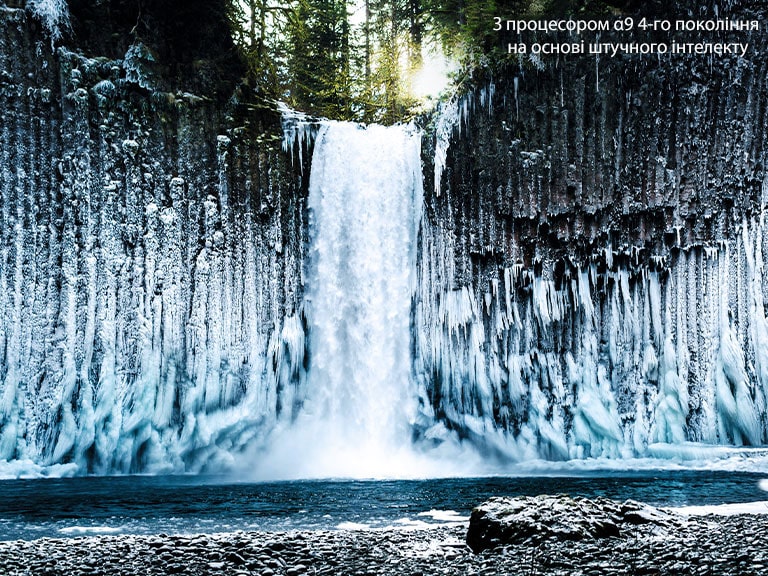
1,514,766,575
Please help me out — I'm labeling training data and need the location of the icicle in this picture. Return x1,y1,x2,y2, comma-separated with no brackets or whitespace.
433,97,459,197
514,76,519,122
278,102,318,172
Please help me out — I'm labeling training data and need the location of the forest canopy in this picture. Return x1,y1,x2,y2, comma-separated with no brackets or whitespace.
226,0,637,122
48,0,647,122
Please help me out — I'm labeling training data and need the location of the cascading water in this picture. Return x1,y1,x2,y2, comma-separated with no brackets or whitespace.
255,120,460,478
305,122,420,449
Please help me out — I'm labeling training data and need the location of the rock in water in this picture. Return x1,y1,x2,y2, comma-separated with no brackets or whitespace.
466,495,685,553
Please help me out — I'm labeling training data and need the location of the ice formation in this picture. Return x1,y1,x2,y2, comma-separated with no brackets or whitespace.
433,83,493,197
1,4,768,477
0,24,306,474
413,228,768,460
25,0,69,41
411,71,768,464
265,92,768,475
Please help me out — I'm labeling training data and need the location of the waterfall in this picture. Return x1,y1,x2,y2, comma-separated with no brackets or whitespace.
306,122,421,444
254,121,458,478
3,0,768,477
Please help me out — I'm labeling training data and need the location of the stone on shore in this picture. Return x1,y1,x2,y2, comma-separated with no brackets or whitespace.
0,499,765,575
466,494,686,552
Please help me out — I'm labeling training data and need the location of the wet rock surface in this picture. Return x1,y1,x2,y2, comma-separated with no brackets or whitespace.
466,495,688,552
1,509,766,575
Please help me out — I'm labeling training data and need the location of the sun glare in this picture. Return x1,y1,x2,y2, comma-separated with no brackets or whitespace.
410,45,455,102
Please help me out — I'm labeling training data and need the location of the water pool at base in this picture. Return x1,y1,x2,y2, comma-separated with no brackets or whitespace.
1,470,767,541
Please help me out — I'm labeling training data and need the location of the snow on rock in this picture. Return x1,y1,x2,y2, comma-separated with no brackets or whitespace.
466,495,687,553
25,0,69,41
0,13,305,474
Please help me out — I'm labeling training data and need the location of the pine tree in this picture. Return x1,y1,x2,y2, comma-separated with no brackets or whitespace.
287,0,353,118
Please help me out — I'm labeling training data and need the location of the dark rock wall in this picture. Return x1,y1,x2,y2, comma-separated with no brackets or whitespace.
428,16,767,266
414,3,768,459
0,6,306,473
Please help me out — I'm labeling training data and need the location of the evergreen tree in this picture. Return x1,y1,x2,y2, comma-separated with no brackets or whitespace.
224,0,630,122
287,0,353,118
227,0,295,96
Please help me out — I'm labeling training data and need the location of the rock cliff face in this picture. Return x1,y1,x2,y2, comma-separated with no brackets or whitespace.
2,0,768,475
414,1,768,459
0,5,306,473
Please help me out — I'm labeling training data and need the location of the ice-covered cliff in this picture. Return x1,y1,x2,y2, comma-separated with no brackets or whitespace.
2,0,768,477
413,2,768,460
0,6,306,474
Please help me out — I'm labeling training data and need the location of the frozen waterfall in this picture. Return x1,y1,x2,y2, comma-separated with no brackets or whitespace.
400,81,768,470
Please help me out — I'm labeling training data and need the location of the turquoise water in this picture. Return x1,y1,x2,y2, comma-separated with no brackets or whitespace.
1,471,766,541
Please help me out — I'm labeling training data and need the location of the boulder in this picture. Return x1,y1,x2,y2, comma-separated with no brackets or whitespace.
466,495,684,553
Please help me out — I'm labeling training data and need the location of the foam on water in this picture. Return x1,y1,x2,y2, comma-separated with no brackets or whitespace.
0,459,78,480
416,510,468,523
336,521,371,530
58,526,123,535
672,502,768,516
